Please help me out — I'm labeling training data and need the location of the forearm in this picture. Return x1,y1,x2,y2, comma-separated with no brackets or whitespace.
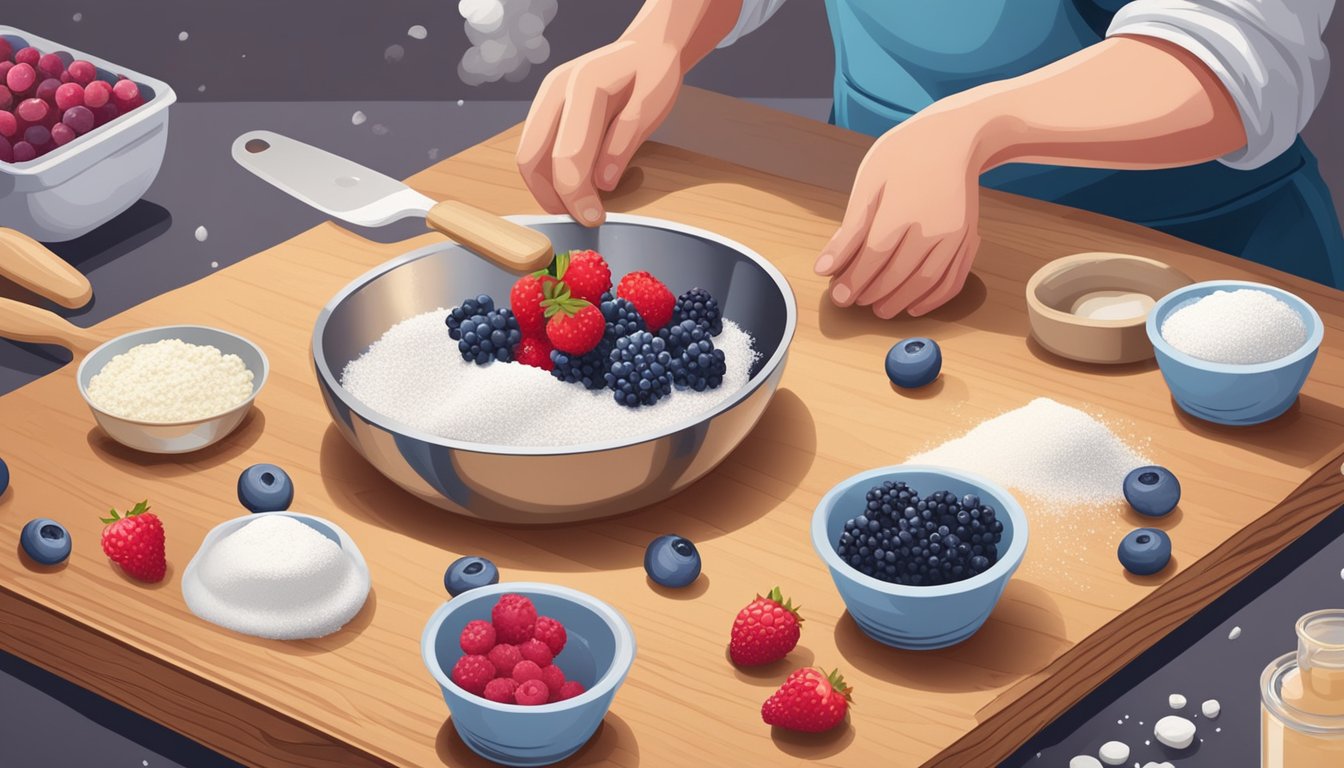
621,0,744,73
930,36,1248,174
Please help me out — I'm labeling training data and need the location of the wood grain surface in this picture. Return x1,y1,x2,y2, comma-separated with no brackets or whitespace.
3,89,1344,768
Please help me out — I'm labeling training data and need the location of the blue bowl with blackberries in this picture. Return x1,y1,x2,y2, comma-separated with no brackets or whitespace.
811,465,1029,650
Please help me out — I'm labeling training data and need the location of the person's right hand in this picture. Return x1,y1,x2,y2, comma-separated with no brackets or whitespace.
516,39,684,227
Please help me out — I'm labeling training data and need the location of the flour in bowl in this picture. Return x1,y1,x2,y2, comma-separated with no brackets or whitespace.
340,310,759,447
1160,289,1307,364
86,339,254,422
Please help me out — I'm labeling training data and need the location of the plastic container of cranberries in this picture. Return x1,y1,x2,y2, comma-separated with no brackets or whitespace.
0,26,176,241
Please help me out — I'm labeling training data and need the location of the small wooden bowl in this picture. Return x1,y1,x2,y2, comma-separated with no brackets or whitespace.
1026,253,1192,364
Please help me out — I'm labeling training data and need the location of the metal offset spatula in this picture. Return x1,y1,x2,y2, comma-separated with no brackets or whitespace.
230,130,553,273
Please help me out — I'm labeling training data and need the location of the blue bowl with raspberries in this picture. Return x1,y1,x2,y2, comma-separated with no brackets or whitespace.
422,582,636,767
811,465,1029,650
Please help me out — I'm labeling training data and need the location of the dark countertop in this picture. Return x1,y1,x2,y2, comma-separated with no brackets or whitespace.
2,97,1339,768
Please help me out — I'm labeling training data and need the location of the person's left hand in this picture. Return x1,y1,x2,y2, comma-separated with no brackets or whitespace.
814,111,984,318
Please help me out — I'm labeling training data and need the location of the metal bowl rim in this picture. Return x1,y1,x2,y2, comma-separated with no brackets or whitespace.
311,213,798,456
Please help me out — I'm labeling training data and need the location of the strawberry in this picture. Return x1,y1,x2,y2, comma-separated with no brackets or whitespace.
99,500,166,583
729,586,802,666
761,667,852,733
534,616,567,655
450,654,495,696
617,271,675,330
460,619,497,655
510,273,554,338
492,593,538,643
558,250,612,304
513,336,554,370
544,298,605,355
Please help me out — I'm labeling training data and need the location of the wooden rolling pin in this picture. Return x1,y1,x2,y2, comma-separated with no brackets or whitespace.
0,228,93,309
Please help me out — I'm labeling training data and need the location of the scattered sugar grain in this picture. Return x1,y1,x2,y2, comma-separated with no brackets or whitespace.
372,123,390,136
457,99,465,106
194,225,208,242
1202,699,1220,718
187,516,366,639
906,397,1148,507
86,339,253,422
73,12,82,21
210,261,219,269
1160,289,1307,364
408,24,429,39
352,110,367,125
178,30,189,41
1229,626,1242,640
341,311,758,447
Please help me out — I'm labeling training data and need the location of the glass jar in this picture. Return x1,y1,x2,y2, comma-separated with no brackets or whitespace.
1262,609,1344,766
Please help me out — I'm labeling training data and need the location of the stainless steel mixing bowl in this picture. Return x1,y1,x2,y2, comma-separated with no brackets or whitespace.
312,214,797,524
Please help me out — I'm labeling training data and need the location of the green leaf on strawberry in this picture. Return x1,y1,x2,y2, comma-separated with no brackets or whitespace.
100,499,151,525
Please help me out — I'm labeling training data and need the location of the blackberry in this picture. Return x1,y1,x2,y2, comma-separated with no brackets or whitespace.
446,295,495,339
662,320,726,391
550,295,647,389
455,307,521,365
672,287,722,336
604,331,672,407
834,482,1001,586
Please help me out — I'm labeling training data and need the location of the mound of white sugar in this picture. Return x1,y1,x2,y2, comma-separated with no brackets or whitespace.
1160,289,1307,364
340,310,759,447
907,398,1148,507
86,339,253,422
184,516,369,640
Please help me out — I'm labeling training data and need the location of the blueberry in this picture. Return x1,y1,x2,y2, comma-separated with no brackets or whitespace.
0,456,9,496
1123,466,1181,517
444,556,499,597
20,518,71,565
1118,528,1172,575
885,337,942,389
237,463,294,513
644,534,702,588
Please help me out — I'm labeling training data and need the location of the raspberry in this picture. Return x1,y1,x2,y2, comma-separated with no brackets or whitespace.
554,680,586,702
513,336,554,370
533,616,567,655
616,271,676,330
492,594,538,644
450,654,495,696
67,61,97,86
514,678,550,706
511,660,543,683
487,643,523,677
539,664,565,695
459,619,496,655
483,677,518,704
518,637,553,667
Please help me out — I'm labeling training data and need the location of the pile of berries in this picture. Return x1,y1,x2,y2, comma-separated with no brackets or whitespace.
444,249,729,408
449,594,586,706
0,39,149,164
835,481,1003,586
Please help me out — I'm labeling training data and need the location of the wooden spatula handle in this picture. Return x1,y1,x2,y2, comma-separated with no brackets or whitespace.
0,228,93,309
0,297,103,353
426,200,554,274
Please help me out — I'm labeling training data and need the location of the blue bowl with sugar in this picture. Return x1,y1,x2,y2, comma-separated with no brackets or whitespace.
811,465,1028,650
1147,280,1323,426
422,583,635,767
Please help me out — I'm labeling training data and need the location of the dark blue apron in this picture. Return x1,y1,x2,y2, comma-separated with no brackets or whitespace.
825,0,1344,287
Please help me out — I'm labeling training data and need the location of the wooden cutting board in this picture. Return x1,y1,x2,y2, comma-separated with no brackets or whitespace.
3,90,1344,768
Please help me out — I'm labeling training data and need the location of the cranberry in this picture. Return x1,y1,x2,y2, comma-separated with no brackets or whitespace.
111,79,142,108
83,80,111,108
94,103,120,127
0,85,11,111
34,78,60,104
36,53,64,80
50,122,75,147
12,140,36,163
0,136,12,164
24,124,51,149
0,62,12,81
16,98,48,124
54,82,83,111
59,71,71,83
0,111,15,139
62,105,94,135
67,60,97,86
0,39,12,63
14,47,40,68
6,63,36,95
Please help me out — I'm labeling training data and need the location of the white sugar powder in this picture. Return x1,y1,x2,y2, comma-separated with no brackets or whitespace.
187,516,368,640
340,310,759,447
86,339,253,422
1160,289,1307,364
907,398,1148,507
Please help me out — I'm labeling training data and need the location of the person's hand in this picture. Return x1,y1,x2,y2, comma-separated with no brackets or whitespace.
814,111,985,318
516,39,684,227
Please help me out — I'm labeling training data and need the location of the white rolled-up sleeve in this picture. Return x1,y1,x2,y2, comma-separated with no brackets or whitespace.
716,0,790,48
1108,0,1335,169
